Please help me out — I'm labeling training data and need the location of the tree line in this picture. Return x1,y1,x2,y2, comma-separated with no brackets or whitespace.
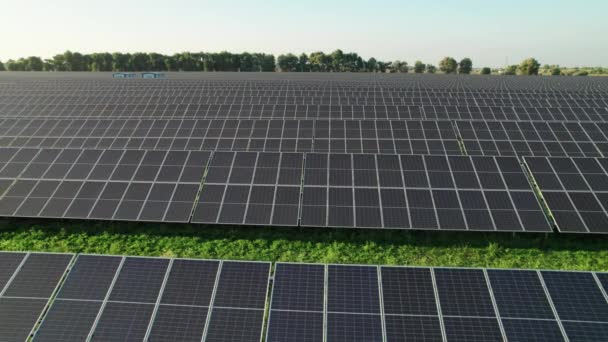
0,51,275,72
0,50,603,75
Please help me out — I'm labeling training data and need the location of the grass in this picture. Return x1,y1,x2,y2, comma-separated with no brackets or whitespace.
1,219,608,271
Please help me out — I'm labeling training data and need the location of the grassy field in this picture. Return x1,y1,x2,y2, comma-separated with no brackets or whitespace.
1,219,607,271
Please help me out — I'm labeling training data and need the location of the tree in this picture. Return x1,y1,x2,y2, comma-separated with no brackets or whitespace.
426,64,437,74
43,59,54,71
458,58,472,74
367,57,378,72
131,52,151,71
90,53,113,71
518,58,540,75
239,52,254,72
481,67,491,75
503,65,517,75
112,53,131,71
439,57,458,74
298,53,309,72
309,52,330,72
277,54,299,72
330,49,344,72
148,53,166,71
391,60,409,73
414,61,425,73
258,54,276,72
0,61,5,71
551,67,562,76
6,59,26,71
25,57,44,71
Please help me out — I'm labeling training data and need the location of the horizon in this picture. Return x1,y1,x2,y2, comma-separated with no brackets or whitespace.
2,0,607,68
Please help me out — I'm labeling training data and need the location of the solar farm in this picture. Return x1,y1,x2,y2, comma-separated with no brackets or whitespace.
1,72,608,341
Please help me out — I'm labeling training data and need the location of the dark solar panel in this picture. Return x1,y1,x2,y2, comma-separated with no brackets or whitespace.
384,315,443,342
33,300,103,342
205,308,265,342
327,313,384,342
526,156,608,233
266,310,324,342
541,271,608,322
434,268,497,317
443,316,503,342
381,266,438,316
0,148,210,223
562,321,608,342
327,265,380,314
212,261,270,309
0,298,49,341
487,269,556,319
502,319,565,342
159,259,219,306
108,257,170,303
192,151,302,226
271,263,324,312
90,302,154,341
3,253,72,298
148,305,208,342
0,252,26,291
56,254,122,300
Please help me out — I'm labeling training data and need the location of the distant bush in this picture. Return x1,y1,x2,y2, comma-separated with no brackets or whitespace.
504,65,518,75
458,58,473,74
518,58,541,75
481,67,491,75
439,57,458,74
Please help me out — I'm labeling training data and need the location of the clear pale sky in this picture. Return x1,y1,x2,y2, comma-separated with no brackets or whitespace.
2,0,607,67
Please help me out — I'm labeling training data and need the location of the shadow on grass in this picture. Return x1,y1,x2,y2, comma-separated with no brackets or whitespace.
2,218,607,253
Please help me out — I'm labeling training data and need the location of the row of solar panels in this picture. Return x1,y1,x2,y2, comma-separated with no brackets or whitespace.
2,148,608,233
1,87,604,97
1,103,607,122
0,84,605,97
1,97,605,108
1,118,608,158
1,252,607,342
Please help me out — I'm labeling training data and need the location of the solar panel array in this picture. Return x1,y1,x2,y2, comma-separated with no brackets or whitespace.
0,147,553,232
268,262,608,342
2,251,608,342
0,252,270,342
1,74,608,233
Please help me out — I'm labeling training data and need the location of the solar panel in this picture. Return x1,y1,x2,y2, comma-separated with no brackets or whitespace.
0,148,211,222
34,255,122,342
0,253,73,342
23,255,271,342
0,251,26,291
148,259,219,341
204,261,270,342
266,263,325,342
525,156,608,233
300,154,550,231
381,267,444,342
326,265,384,341
192,151,302,226
541,271,608,322
265,263,608,341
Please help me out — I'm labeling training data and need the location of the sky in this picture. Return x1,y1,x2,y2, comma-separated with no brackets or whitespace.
2,0,607,67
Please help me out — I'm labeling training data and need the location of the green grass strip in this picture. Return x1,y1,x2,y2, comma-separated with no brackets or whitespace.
1,220,607,272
